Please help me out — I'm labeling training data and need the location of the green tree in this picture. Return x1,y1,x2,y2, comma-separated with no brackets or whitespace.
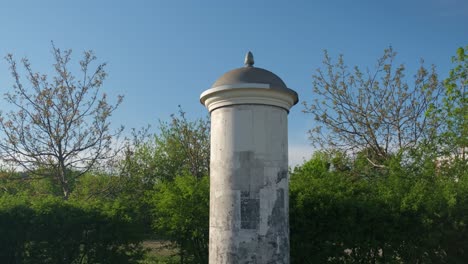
436,45,467,162
121,107,209,186
149,174,209,264
0,44,123,199
290,151,468,263
116,109,210,263
0,169,62,197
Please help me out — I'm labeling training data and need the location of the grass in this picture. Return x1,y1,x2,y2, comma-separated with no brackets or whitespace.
139,240,180,264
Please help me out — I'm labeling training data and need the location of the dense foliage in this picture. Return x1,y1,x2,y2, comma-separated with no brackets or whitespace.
290,151,468,263
149,174,209,263
0,195,145,263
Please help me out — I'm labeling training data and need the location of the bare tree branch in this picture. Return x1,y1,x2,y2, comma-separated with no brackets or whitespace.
304,47,442,167
0,44,123,199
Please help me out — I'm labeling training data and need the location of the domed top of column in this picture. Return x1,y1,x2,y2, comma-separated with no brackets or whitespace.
211,51,290,91
201,52,298,112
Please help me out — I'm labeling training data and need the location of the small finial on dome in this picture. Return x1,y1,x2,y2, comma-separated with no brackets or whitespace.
244,51,254,67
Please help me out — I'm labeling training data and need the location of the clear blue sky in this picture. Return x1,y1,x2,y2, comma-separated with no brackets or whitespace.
1,0,467,166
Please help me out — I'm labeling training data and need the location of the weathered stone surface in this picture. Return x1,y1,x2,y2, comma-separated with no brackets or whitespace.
209,105,290,264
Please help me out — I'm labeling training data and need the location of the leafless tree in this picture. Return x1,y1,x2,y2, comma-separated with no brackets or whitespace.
0,44,123,198
304,47,442,167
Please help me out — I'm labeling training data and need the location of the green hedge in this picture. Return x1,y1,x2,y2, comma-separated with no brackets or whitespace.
290,153,468,263
0,196,145,264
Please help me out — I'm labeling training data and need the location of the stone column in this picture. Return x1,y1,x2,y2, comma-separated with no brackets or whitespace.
200,52,298,264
